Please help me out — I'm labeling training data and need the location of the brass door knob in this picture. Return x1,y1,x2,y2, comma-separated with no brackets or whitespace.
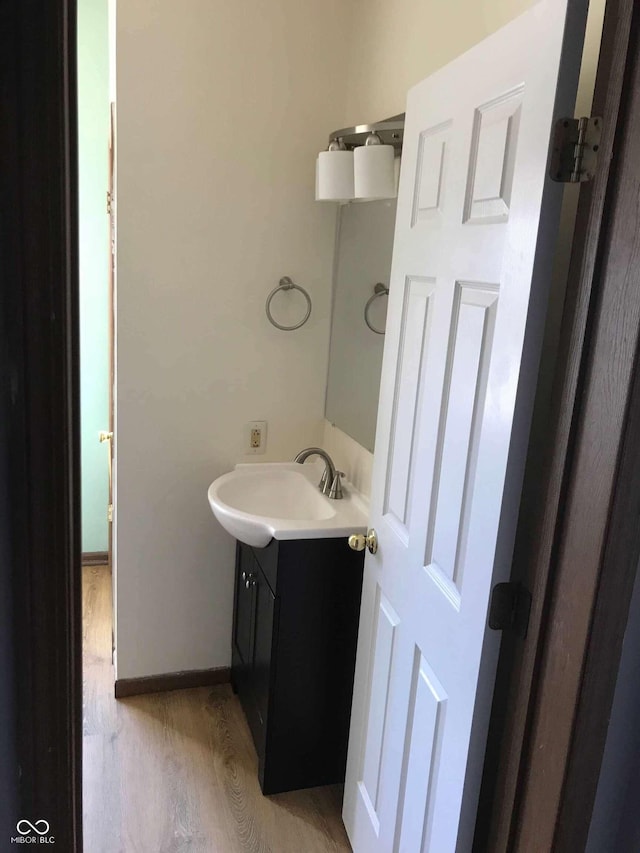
348,529,378,555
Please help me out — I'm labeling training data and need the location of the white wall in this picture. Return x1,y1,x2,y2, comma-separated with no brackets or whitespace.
343,0,534,123
114,0,352,679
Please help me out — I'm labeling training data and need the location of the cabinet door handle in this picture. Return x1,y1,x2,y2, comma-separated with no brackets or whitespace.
241,571,247,581
245,573,257,590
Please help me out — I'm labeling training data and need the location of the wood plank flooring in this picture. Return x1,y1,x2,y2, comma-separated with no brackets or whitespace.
82,565,352,853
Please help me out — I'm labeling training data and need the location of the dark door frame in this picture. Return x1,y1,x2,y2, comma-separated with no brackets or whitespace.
2,0,639,851
480,0,640,849
0,0,82,850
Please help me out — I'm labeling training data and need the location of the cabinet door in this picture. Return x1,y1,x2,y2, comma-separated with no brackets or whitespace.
234,544,256,668
253,566,276,728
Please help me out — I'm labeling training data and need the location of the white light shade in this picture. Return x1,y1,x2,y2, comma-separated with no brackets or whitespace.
354,143,396,200
316,149,354,201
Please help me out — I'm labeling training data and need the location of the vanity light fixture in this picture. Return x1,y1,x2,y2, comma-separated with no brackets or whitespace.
354,132,396,200
316,138,355,202
316,115,404,204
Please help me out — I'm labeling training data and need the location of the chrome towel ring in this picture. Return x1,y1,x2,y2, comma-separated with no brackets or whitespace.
266,276,312,331
364,282,389,335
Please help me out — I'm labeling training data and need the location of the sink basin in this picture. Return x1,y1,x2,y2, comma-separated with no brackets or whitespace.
207,462,368,547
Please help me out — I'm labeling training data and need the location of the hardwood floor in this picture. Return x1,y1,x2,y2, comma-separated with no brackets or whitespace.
82,565,352,853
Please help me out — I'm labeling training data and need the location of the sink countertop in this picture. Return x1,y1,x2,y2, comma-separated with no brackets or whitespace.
207,461,369,548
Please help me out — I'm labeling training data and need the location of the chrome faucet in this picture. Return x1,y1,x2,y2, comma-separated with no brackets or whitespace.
293,447,344,499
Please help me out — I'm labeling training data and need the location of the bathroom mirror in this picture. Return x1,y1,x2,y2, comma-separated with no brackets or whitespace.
325,199,397,451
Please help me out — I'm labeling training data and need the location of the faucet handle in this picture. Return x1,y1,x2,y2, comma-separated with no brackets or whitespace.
328,471,344,500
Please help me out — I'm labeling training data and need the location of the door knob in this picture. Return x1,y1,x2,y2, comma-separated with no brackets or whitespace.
348,529,378,555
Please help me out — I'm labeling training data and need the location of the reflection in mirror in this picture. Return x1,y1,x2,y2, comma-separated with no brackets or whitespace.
325,199,397,451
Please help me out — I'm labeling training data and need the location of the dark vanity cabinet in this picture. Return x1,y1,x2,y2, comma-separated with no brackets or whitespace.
231,536,364,795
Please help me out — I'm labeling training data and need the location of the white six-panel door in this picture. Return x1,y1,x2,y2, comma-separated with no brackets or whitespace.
343,2,587,851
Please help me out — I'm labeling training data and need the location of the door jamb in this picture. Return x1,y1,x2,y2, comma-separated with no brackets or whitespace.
480,0,639,848
0,0,82,849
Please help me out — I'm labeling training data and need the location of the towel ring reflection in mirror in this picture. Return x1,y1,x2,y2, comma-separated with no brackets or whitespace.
364,282,389,335
265,276,312,331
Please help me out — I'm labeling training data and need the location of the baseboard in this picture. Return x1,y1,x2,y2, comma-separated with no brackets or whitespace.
114,666,231,699
82,551,109,566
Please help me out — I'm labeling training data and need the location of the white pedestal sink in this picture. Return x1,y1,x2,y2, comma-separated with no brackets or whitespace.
207,462,368,547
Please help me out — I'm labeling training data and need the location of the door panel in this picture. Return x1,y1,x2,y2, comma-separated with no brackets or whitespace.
412,122,451,226
425,282,499,604
384,277,435,536
396,651,447,853
463,87,524,225
344,1,587,851
360,589,400,830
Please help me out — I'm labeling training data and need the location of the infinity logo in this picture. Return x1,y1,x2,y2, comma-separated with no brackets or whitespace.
16,820,50,836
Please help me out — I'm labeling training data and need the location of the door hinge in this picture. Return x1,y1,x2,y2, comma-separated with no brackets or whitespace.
107,190,112,214
108,504,113,523
550,116,602,183
488,582,531,639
